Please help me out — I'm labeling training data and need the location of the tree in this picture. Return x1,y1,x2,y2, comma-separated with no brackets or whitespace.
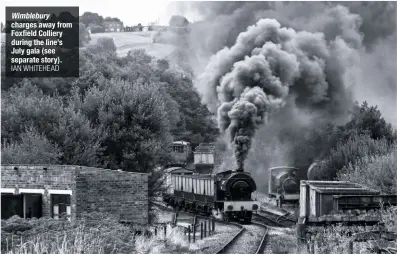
337,101,396,143
156,59,170,72
1,127,63,164
104,17,121,22
80,12,104,27
169,15,189,27
86,37,117,56
74,78,173,171
156,69,218,147
89,25,105,34
1,81,103,166
79,23,91,47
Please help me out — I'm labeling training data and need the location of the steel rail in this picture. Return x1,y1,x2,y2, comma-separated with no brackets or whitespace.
253,221,269,254
155,201,275,254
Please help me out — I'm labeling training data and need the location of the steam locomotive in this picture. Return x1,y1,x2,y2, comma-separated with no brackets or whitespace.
268,166,301,207
163,168,260,222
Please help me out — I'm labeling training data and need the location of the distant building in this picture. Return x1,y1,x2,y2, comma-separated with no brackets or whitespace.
124,25,143,32
103,20,124,32
194,143,216,174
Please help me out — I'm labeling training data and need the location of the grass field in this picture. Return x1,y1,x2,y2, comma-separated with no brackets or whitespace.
1,31,177,60
89,31,177,59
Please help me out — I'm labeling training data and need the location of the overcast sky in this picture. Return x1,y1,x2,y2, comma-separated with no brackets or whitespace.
1,0,195,26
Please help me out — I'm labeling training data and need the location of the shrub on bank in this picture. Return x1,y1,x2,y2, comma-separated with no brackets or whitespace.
269,206,397,254
1,213,136,253
314,134,393,180
1,212,195,254
338,144,397,194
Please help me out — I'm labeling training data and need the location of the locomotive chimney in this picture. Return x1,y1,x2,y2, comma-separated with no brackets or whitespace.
235,167,244,172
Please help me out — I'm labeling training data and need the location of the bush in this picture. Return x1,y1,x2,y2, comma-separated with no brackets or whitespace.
276,101,397,177
304,206,397,254
339,101,396,143
314,134,393,180
86,37,117,56
1,81,103,166
1,213,192,254
1,127,63,164
74,78,173,172
1,213,136,253
79,23,91,47
89,25,105,34
338,144,397,193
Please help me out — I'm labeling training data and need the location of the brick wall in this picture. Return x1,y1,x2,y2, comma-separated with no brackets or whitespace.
1,165,77,218
76,167,149,225
1,165,150,226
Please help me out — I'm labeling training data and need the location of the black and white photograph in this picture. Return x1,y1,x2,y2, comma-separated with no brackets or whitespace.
1,1,397,253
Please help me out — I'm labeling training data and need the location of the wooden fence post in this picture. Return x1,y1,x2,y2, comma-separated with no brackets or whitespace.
164,225,167,237
348,241,353,254
188,226,191,243
204,221,207,238
193,224,196,243
310,241,314,254
82,233,85,254
201,223,203,240
212,219,215,231
155,227,157,236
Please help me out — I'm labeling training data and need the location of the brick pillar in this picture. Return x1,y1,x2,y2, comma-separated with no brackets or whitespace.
42,189,51,217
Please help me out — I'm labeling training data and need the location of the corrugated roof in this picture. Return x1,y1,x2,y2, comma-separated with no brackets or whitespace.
163,167,193,174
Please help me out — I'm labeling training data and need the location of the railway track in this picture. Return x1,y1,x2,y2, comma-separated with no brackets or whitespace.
215,221,268,254
153,201,293,254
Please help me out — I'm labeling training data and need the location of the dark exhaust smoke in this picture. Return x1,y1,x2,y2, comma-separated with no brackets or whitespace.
169,2,396,180
196,17,356,169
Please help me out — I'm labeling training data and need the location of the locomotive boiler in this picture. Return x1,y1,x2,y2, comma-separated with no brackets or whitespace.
163,168,260,222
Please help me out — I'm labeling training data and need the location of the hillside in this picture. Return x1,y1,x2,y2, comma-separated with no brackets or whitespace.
89,31,177,59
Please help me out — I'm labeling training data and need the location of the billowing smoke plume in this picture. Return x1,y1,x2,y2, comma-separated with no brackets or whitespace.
167,2,396,182
197,17,357,168
171,2,396,126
